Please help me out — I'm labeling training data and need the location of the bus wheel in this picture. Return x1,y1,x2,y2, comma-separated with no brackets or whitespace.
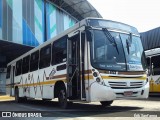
58,88,68,109
100,100,113,107
15,88,22,103
42,98,52,101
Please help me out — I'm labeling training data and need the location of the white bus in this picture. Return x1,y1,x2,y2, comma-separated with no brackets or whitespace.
6,18,149,108
145,48,160,95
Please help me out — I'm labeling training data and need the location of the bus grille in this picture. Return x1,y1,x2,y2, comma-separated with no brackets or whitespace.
108,81,144,89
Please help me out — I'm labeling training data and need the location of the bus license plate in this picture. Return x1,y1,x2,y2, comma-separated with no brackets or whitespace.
124,91,133,96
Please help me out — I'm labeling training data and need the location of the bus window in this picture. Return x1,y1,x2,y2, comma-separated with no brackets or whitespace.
15,60,22,76
30,51,39,72
152,55,160,75
52,37,67,65
22,55,30,74
6,65,11,79
39,44,51,69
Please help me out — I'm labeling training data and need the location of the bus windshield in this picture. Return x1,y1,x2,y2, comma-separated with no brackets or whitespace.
121,34,146,71
90,29,146,71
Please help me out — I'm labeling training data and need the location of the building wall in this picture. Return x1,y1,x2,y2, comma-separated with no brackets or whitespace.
0,72,6,94
0,0,77,94
46,2,76,40
0,0,77,47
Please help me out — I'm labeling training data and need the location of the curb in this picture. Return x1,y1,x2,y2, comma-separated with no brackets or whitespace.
0,95,14,100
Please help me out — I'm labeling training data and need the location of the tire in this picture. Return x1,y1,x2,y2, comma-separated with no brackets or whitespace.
100,100,113,107
42,98,52,101
22,97,27,102
58,88,68,109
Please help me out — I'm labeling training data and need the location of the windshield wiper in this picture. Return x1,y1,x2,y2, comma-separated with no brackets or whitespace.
126,39,130,54
102,28,119,54
125,33,132,54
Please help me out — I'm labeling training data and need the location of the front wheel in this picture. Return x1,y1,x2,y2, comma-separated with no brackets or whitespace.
100,100,113,107
58,89,68,109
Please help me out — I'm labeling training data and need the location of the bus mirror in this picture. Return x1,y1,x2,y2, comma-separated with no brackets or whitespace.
86,30,92,41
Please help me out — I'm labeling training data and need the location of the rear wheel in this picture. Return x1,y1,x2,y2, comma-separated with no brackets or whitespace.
100,100,113,107
15,88,27,103
58,88,68,109
15,88,22,103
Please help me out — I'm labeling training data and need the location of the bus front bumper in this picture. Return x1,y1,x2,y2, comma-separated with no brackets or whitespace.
90,82,116,102
89,81,149,102
112,82,149,99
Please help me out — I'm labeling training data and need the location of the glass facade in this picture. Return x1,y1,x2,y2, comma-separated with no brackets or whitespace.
0,0,77,94
0,0,77,46
46,2,76,40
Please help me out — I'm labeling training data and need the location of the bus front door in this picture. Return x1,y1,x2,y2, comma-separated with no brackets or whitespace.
67,31,86,100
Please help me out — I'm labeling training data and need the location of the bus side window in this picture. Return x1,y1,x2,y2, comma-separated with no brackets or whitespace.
30,51,39,72
52,37,67,65
39,44,51,69
6,65,11,79
15,59,22,76
22,55,30,74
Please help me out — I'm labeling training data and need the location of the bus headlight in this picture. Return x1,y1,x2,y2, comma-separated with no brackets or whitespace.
92,69,106,86
96,77,106,86
96,77,101,82
93,72,98,77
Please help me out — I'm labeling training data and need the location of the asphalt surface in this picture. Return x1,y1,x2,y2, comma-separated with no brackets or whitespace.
0,96,160,119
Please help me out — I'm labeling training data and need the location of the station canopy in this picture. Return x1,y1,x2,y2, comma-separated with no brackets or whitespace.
50,0,102,20
0,40,33,62
140,27,160,51
0,0,102,63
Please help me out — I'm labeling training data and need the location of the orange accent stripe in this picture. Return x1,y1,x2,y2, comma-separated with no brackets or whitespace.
17,79,67,87
15,75,94,87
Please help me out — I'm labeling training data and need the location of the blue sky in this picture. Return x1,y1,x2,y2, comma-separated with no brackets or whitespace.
88,0,160,32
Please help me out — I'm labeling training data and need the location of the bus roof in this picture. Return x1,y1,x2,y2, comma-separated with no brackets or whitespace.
7,18,86,66
7,17,139,66
145,48,160,57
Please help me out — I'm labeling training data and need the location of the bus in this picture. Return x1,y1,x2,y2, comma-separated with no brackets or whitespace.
145,48,160,95
6,18,149,108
